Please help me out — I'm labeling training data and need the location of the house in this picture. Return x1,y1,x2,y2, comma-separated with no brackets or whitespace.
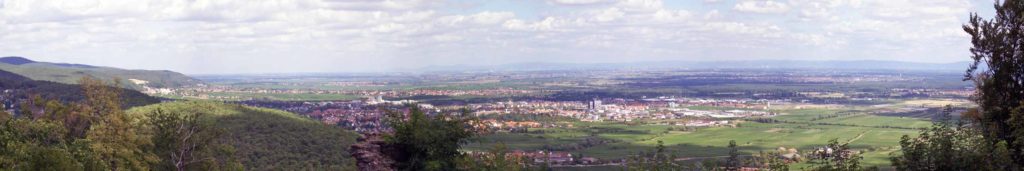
531,151,574,164
580,157,599,164
548,152,574,163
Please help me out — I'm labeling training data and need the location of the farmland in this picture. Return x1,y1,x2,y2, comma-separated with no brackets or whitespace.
167,69,973,169
465,104,939,169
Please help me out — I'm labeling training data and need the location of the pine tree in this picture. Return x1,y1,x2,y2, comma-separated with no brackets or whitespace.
726,140,741,171
964,0,1024,167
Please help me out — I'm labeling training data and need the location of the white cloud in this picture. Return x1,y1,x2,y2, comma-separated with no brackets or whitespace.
0,0,983,73
615,0,663,12
547,0,608,5
593,8,625,22
734,0,790,14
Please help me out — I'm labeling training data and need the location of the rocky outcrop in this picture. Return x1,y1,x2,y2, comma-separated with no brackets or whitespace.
349,133,396,171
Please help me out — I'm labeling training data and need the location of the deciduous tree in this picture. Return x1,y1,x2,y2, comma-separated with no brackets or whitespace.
148,108,232,171
804,139,874,171
80,77,157,170
383,106,476,171
891,106,993,170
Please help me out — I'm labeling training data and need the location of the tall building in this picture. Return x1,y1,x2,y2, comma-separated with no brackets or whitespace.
589,99,602,110
366,95,386,104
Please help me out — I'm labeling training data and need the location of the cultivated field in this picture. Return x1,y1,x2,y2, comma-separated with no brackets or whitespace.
465,103,936,169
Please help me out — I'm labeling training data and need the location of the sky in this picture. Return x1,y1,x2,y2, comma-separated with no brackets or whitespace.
0,0,997,74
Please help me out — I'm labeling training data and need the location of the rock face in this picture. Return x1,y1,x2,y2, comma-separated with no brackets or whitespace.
349,133,396,171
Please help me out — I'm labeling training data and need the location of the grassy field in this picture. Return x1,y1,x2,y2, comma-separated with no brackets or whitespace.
899,99,973,108
466,106,931,169
190,92,362,101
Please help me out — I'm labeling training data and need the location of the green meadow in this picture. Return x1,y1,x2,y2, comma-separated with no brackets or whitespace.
466,105,933,169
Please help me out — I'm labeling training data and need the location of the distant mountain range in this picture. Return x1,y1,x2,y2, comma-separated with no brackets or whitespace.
421,60,973,72
0,56,203,91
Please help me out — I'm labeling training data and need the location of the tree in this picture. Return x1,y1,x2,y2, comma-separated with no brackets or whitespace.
148,108,233,171
80,77,157,170
964,0,1024,167
383,106,476,171
754,151,789,171
804,139,874,171
459,143,528,171
626,140,685,171
748,149,791,171
890,106,993,170
0,103,104,170
725,140,741,171
654,140,670,169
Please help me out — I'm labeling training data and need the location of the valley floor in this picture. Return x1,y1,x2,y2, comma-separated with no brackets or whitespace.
464,100,959,169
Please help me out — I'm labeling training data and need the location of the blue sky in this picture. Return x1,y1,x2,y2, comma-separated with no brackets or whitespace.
0,0,996,74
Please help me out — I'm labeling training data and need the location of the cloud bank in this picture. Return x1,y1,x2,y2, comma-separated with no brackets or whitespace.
0,0,984,74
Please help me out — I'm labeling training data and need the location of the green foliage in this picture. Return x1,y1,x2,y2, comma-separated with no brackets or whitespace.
0,77,156,171
751,151,789,171
384,106,476,171
459,143,529,171
0,69,159,108
468,116,919,168
0,117,103,170
147,108,239,171
804,139,875,171
128,101,359,170
625,140,687,171
0,57,201,89
890,106,992,170
726,140,741,171
2,77,355,170
81,77,157,170
964,0,1024,167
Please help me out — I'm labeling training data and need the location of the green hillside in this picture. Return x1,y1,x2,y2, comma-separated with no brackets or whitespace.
126,101,359,170
0,56,202,90
0,69,160,107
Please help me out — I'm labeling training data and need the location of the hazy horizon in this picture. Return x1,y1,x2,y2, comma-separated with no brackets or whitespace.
3,56,974,75
0,0,992,74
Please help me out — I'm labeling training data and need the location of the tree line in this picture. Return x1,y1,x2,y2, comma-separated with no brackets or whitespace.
0,77,239,170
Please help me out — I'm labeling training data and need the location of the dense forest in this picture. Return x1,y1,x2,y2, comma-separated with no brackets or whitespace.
127,101,359,170
0,75,358,170
0,69,159,107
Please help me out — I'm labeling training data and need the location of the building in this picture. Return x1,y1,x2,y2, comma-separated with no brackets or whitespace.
588,99,602,110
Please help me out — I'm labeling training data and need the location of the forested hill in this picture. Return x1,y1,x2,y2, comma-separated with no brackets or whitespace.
126,101,359,170
0,69,159,107
0,56,203,91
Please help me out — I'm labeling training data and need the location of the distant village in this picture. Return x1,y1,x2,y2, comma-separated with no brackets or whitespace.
237,95,788,133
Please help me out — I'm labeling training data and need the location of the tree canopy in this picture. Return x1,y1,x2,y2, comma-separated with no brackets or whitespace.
962,0,1024,168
